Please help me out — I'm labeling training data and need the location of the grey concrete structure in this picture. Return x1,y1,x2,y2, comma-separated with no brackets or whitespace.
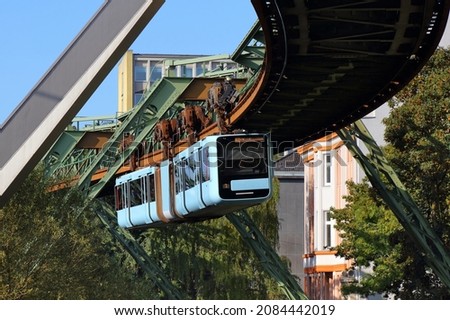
274,151,305,287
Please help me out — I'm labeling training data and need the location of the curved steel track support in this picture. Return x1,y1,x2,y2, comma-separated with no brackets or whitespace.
248,0,288,113
234,0,450,149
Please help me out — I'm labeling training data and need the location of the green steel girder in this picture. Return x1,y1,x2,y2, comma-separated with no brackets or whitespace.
44,131,87,178
78,77,194,199
227,211,308,300
337,120,450,291
53,149,98,180
233,47,265,71
231,21,265,70
162,54,255,79
95,200,185,299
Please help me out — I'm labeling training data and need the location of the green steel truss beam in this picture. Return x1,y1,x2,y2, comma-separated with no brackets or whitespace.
76,77,193,199
44,131,87,178
95,200,185,299
199,66,251,79
231,21,265,70
337,120,450,291
50,149,98,181
164,55,256,79
227,211,308,300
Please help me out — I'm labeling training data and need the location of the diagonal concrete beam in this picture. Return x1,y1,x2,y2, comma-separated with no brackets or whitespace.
0,0,164,205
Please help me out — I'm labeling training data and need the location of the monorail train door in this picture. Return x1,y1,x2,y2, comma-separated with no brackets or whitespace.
168,162,184,220
154,167,169,223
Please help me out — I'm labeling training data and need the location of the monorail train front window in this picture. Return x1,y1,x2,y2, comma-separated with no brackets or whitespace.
217,135,269,199
218,136,268,176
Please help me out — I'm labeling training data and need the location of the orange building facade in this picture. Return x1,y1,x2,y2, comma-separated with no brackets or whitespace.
298,133,356,299
297,105,389,299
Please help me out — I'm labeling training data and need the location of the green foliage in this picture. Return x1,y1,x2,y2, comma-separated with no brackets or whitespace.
385,47,450,234
333,47,450,299
0,167,150,299
332,180,401,266
331,180,407,297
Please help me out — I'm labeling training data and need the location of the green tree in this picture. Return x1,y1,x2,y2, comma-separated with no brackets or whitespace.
331,180,409,297
332,47,450,299
0,167,150,299
385,47,450,243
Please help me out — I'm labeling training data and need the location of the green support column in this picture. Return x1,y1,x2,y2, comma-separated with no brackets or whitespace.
95,200,185,299
337,120,450,291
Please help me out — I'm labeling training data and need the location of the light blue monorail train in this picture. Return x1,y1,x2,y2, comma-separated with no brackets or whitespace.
114,133,273,228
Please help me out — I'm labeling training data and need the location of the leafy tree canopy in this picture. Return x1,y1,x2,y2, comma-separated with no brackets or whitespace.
1,167,150,299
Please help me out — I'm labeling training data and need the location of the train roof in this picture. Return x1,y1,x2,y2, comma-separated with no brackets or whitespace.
115,166,155,185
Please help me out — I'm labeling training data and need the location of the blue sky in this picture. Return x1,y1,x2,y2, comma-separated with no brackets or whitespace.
0,1,256,123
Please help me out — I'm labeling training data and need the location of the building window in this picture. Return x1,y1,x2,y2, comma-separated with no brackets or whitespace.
134,81,147,105
196,63,205,76
135,61,148,81
149,61,162,84
322,210,336,249
323,153,331,186
226,62,237,70
134,93,143,104
181,64,193,77
324,210,334,249
211,61,223,71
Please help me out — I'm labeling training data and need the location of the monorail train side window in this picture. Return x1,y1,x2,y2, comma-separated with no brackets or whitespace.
140,177,147,203
201,147,210,182
115,182,129,209
115,184,123,210
175,161,184,193
194,151,201,184
146,174,155,202
185,155,196,189
130,179,143,207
